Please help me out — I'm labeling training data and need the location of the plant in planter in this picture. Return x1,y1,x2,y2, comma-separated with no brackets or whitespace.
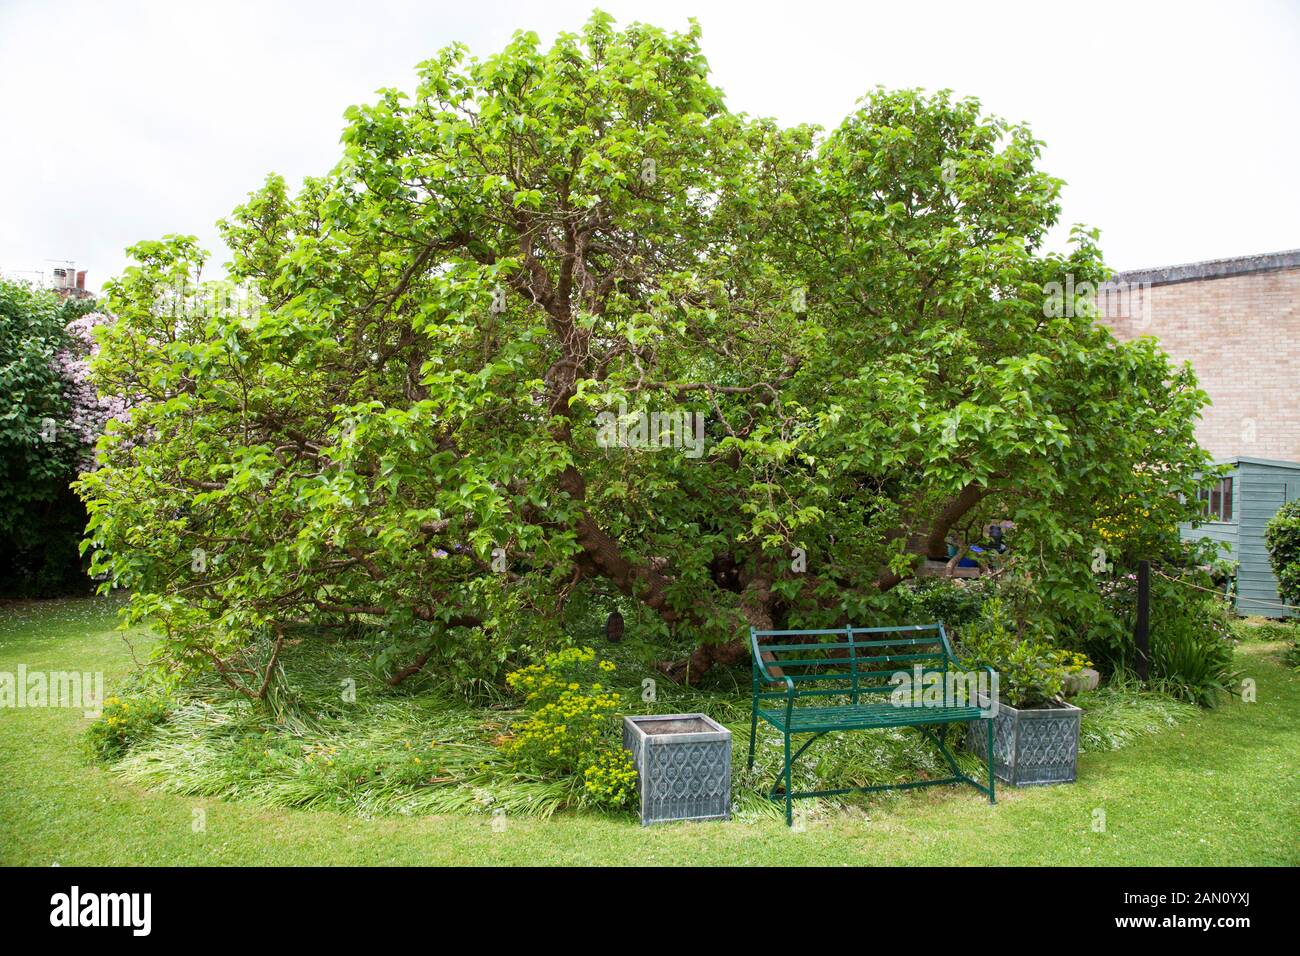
958,599,1091,785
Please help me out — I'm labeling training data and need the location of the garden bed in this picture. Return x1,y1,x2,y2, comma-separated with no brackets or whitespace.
91,619,1201,822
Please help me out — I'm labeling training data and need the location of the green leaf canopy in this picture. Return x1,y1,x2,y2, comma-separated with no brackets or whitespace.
80,12,1210,690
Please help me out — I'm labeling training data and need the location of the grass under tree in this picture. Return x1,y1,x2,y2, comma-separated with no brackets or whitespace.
0,598,1296,866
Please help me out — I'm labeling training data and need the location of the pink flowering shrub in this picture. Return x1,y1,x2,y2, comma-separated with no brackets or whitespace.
53,311,127,466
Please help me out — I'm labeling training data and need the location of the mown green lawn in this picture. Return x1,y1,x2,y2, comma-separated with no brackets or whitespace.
1,598,1296,866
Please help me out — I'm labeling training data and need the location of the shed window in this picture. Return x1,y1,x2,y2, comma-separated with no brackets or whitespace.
1199,477,1233,522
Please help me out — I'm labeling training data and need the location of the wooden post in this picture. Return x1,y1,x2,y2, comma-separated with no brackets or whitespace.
1135,560,1150,682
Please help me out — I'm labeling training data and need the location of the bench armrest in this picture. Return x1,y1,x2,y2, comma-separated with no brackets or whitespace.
749,628,796,696
754,657,796,695
760,673,796,695
948,654,998,707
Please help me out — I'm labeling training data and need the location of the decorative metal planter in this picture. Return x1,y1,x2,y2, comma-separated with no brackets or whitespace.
966,696,1082,787
622,714,731,826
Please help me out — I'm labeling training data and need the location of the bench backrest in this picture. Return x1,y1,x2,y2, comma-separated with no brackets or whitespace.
749,624,957,704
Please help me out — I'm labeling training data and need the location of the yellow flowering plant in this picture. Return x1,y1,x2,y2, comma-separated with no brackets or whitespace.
503,647,635,808
583,749,638,806
86,691,171,759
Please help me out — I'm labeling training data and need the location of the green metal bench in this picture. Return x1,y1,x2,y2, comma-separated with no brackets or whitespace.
747,623,996,825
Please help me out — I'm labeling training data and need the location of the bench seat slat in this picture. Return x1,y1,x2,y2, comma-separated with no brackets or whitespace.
774,673,946,685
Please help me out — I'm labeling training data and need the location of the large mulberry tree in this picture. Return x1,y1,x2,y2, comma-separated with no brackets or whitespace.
82,13,1210,695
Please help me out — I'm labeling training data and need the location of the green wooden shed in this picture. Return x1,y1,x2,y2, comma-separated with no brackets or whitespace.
1181,457,1300,617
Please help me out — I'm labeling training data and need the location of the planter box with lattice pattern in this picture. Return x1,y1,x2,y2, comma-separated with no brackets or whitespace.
966,696,1081,786
622,714,731,826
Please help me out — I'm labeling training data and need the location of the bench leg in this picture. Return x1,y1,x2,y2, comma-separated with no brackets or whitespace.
922,723,995,804
986,717,996,805
747,706,758,771
783,731,793,827
922,725,963,779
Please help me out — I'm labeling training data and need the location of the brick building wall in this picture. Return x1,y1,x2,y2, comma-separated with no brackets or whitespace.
1101,251,1300,463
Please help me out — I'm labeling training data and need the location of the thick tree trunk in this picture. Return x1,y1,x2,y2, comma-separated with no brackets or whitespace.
923,482,990,560
529,243,684,629
659,571,774,685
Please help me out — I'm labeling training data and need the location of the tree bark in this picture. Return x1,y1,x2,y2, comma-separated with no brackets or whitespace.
387,615,484,685
658,570,774,685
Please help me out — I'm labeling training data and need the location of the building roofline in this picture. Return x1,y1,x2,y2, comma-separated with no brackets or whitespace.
1213,456,1300,470
1114,249,1300,287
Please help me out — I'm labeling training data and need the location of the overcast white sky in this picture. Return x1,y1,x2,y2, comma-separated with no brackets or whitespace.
2,0,1297,292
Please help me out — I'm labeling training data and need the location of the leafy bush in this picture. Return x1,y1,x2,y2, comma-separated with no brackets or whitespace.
955,598,1089,709
86,691,171,759
581,748,639,808
1265,500,1300,608
0,279,107,596
892,577,990,629
503,647,634,809
1036,535,1231,670
1084,567,1239,707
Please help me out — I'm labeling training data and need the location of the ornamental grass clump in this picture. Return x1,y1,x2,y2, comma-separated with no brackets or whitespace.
503,647,636,809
